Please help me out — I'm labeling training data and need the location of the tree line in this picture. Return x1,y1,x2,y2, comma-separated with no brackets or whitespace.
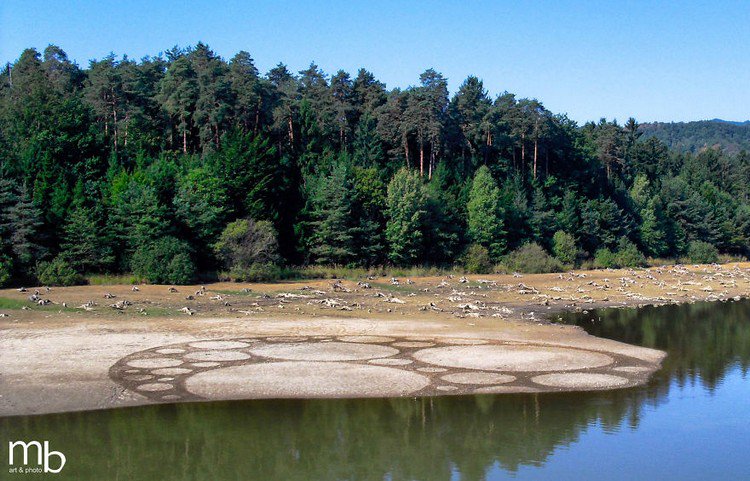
1,43,749,285
640,119,750,155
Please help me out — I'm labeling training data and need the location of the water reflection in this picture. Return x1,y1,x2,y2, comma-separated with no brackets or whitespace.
2,300,750,481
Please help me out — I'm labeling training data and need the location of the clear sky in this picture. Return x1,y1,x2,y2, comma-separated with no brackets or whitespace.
1,0,748,124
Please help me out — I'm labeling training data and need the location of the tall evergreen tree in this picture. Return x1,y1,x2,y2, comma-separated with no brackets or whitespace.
467,166,506,259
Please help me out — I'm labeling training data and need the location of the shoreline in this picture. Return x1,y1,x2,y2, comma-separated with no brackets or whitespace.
2,262,749,417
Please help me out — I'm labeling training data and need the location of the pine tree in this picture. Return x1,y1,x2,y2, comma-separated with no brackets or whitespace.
60,206,114,272
467,166,506,259
309,161,357,264
8,184,47,267
639,198,668,257
386,169,427,265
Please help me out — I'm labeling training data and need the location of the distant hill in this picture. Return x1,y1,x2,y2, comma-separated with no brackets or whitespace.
639,119,750,155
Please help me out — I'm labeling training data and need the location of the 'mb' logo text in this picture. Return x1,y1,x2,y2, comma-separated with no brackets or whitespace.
8,441,66,474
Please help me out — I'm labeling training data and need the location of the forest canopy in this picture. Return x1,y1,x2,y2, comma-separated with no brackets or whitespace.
0,43,749,284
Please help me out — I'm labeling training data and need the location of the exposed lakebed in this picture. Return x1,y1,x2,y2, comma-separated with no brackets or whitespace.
2,300,750,480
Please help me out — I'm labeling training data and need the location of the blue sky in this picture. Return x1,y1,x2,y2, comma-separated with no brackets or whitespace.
1,0,748,124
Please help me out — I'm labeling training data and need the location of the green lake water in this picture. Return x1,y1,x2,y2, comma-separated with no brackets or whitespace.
2,300,750,480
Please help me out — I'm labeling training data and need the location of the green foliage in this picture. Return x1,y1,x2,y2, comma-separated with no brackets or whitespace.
687,241,719,264
467,166,506,259
615,238,647,268
131,237,196,284
213,219,279,270
308,160,358,265
386,169,427,265
174,166,231,245
0,43,748,286
641,120,750,156
225,263,282,282
36,256,85,286
464,244,492,274
594,239,646,268
60,206,113,273
639,198,669,257
594,248,618,268
0,255,12,287
552,231,578,265
502,243,563,274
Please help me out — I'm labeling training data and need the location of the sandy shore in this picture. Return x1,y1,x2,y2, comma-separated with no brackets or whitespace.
2,262,749,416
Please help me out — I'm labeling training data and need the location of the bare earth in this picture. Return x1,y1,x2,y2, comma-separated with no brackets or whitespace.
2,262,749,416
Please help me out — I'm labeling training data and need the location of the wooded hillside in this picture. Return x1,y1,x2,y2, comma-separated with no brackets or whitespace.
1,44,749,285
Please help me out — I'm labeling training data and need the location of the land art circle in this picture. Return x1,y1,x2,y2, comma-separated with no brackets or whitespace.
248,342,398,361
412,345,613,372
531,373,629,388
185,361,430,397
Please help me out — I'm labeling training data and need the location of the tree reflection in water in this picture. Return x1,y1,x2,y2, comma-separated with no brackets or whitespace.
3,300,749,481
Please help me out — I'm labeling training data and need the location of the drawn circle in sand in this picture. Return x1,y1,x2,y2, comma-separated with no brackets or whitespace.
441,372,516,385
188,341,251,350
412,345,613,372
137,383,173,392
184,351,251,362
338,335,395,343
185,361,430,397
248,342,398,361
152,367,192,376
531,373,629,389
127,358,184,369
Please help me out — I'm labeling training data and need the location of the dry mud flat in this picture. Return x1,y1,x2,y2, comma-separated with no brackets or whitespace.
2,263,750,416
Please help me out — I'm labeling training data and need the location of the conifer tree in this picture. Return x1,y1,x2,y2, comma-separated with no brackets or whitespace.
467,166,506,259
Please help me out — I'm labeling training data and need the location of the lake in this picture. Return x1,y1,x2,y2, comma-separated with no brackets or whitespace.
2,300,749,480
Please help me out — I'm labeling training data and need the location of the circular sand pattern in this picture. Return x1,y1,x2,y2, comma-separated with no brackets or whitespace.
612,366,651,373
338,335,395,343
189,341,251,350
392,341,434,348
248,342,398,362
185,362,430,398
439,338,488,345
152,367,192,376
185,351,251,362
369,358,413,366
191,362,220,368
532,373,630,389
436,385,458,391
475,386,541,394
127,358,184,369
413,345,613,372
110,335,649,402
138,383,173,392
441,372,516,385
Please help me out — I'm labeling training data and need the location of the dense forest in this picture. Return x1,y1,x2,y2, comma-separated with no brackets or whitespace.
640,120,750,155
1,44,749,285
